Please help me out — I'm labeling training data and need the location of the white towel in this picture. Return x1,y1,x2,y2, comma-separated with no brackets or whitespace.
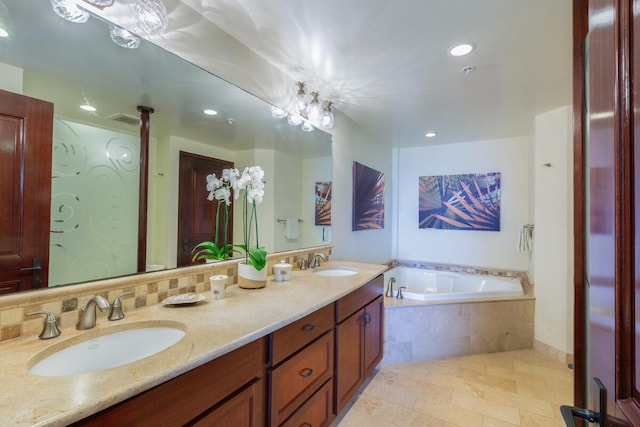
518,225,533,252
284,218,299,240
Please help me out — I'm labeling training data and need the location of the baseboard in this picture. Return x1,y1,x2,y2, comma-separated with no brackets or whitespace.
534,339,574,366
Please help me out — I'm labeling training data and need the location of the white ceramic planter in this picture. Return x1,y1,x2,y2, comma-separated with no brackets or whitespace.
237,262,267,289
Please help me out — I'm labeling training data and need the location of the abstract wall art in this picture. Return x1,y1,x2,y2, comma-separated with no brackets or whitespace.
314,181,332,226
352,161,385,231
418,172,501,231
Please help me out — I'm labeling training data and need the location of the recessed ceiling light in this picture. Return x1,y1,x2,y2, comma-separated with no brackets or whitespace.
80,104,96,112
203,109,218,116
0,28,8,38
425,131,437,138
449,43,475,57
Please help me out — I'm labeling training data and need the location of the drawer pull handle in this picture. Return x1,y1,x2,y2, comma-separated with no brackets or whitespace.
301,324,316,333
302,423,312,427
299,368,314,378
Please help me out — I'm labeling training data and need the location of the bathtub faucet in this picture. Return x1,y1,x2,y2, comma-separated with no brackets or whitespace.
385,277,396,298
397,286,407,299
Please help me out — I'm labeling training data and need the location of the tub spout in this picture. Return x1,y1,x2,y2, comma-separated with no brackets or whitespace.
385,277,396,298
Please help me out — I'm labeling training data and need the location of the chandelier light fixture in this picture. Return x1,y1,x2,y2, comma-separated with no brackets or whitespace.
134,0,169,35
109,23,141,49
50,0,90,23
271,81,335,131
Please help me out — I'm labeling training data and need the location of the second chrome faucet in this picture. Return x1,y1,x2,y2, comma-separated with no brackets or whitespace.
76,295,110,330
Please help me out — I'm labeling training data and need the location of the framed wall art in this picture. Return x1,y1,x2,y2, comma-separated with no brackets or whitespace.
352,161,385,231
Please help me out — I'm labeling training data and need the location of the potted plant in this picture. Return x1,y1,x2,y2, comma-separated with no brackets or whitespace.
193,166,268,288
191,170,235,263
232,166,267,288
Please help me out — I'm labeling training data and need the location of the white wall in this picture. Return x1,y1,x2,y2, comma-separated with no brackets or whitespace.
395,137,531,270
329,113,394,264
532,106,574,355
0,62,23,94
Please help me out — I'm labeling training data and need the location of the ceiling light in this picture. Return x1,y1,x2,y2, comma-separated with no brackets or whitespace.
287,113,303,126
425,131,437,138
307,91,322,125
301,121,314,132
294,81,308,114
203,109,218,116
80,104,96,112
321,101,334,129
134,0,168,35
109,24,140,49
270,106,287,119
449,43,475,57
50,0,90,23
0,28,7,38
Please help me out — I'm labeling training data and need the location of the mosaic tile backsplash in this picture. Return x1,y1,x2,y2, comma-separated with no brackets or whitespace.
0,246,332,342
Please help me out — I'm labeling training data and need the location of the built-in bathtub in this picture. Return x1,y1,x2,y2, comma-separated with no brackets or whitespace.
384,267,524,301
381,266,534,365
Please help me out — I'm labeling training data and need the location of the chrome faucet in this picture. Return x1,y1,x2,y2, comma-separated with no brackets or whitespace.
76,295,110,330
26,310,62,339
308,253,326,268
108,290,134,321
385,277,396,297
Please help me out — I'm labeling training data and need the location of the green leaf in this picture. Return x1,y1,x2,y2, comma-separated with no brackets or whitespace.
248,246,268,271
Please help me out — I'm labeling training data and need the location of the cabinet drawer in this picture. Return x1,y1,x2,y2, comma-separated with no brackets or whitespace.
271,304,334,365
280,379,334,427
270,330,334,426
336,274,383,323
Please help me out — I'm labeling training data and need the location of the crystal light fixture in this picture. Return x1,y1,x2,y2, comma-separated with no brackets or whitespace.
109,24,141,49
307,92,322,126
293,81,308,114
0,0,12,38
50,0,90,23
134,0,168,35
321,101,334,129
272,82,335,132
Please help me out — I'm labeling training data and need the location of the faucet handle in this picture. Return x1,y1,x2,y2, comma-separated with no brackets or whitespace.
299,258,308,270
26,310,61,339
397,286,407,299
108,291,134,321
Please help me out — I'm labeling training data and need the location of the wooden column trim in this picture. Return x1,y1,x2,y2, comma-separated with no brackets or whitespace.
572,0,588,411
137,105,154,273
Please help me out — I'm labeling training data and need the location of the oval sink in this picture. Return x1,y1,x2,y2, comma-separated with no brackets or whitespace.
28,321,186,376
314,267,358,277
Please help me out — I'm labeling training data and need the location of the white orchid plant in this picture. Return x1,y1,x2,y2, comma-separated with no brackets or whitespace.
191,166,267,271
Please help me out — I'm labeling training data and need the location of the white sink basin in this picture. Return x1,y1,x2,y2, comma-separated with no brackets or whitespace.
314,267,358,277
28,322,186,376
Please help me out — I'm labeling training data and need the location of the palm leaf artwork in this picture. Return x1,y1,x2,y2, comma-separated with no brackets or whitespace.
352,162,385,231
418,172,501,231
314,182,332,226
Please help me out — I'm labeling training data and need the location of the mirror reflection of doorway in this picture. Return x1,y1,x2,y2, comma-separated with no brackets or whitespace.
177,152,234,267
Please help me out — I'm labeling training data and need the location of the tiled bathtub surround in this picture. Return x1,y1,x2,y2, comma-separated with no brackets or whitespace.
0,246,332,342
383,298,535,364
382,261,534,365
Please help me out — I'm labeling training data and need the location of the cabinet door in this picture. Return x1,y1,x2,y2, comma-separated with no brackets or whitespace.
191,379,263,427
363,296,384,377
335,309,365,413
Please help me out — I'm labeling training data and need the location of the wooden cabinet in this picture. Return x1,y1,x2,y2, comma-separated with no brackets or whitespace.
269,304,335,427
74,337,267,427
280,379,333,427
334,275,384,413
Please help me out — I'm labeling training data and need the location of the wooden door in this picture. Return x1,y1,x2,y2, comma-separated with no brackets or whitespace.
177,152,233,267
0,89,53,293
571,0,640,424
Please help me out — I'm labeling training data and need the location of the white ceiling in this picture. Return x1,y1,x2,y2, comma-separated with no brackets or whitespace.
177,0,573,147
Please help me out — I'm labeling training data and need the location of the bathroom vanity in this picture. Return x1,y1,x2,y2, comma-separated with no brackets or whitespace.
0,260,386,426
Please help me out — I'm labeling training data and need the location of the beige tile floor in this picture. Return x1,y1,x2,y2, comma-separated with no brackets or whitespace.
335,350,573,427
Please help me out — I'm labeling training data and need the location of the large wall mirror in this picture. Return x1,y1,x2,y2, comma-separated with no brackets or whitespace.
0,0,332,292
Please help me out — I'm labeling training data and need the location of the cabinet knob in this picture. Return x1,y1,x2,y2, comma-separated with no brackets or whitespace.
299,368,314,378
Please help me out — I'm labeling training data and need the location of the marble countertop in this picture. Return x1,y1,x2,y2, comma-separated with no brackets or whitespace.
0,261,387,427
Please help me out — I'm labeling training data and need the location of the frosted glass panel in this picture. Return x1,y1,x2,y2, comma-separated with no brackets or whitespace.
49,119,140,286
